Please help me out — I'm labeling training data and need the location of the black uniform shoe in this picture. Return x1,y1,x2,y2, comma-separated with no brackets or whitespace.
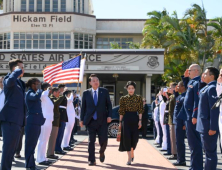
47,155,59,159
88,161,96,166
63,147,73,151
126,162,131,165
160,149,167,152
163,153,171,156
173,161,186,166
39,161,51,165
14,154,22,158
55,151,67,155
100,153,105,163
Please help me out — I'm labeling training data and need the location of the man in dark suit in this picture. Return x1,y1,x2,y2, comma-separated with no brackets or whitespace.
0,59,26,170
142,98,148,138
80,74,112,166
196,66,220,170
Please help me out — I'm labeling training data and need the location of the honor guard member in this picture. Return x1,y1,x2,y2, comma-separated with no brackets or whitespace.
0,59,26,170
25,78,45,170
182,64,203,170
196,67,220,170
36,83,53,165
173,81,187,166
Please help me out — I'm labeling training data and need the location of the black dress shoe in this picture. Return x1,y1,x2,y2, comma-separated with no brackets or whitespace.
47,155,59,159
173,161,186,166
156,146,162,148
63,147,73,151
160,149,167,152
163,153,171,156
74,139,78,142
99,153,105,163
55,151,66,155
15,154,22,158
88,161,96,166
39,161,51,165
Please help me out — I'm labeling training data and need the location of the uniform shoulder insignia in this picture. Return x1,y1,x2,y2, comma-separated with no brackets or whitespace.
188,85,193,88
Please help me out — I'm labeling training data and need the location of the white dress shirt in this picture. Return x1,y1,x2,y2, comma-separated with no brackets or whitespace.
41,89,54,121
0,89,5,111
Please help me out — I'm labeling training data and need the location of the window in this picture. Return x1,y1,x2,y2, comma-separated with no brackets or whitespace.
13,32,71,49
21,0,26,12
78,0,80,13
29,0,34,12
61,0,66,12
74,33,93,49
96,37,133,49
53,0,58,12
37,0,42,12
82,0,84,13
73,0,76,12
45,0,50,12
0,33,10,49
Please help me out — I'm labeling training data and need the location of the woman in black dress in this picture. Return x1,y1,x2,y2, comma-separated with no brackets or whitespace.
118,81,144,165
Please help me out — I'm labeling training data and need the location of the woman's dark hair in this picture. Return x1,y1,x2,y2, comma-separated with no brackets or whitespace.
41,82,51,90
124,81,136,89
26,78,40,88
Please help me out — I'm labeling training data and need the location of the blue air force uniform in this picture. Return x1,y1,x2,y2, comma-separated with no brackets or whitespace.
173,91,186,163
196,81,220,170
25,88,45,169
0,69,26,170
182,76,203,170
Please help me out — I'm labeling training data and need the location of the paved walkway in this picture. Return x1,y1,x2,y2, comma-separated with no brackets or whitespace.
47,138,177,170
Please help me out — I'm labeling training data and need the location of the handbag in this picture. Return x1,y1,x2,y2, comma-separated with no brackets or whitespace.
116,127,121,142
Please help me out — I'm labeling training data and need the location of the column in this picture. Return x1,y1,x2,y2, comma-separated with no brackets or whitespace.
3,0,7,13
93,34,96,49
50,0,53,12
66,0,72,12
58,0,61,12
145,74,152,104
34,0,37,11
11,0,14,12
71,32,74,49
6,0,10,12
27,0,29,12
42,0,45,11
10,32,14,49
14,0,21,11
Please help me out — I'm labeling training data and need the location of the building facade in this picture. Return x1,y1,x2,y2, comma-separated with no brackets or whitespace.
0,0,164,105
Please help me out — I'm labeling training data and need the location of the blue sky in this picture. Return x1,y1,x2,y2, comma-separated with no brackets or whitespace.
92,0,221,19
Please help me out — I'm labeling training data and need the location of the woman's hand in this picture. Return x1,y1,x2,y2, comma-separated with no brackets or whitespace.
138,121,142,129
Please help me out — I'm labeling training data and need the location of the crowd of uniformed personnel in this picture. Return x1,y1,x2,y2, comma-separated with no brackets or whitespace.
0,59,81,170
152,64,222,170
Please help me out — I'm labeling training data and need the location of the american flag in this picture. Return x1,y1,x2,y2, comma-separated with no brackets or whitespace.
43,55,82,85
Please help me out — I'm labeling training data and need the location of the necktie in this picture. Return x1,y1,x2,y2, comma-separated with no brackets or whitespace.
93,90,97,120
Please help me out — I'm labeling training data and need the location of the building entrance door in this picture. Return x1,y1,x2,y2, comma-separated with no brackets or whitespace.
103,84,115,107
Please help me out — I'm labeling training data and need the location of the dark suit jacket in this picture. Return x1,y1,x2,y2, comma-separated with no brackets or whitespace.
81,87,112,125
25,88,45,126
50,95,65,127
0,69,26,126
196,81,219,133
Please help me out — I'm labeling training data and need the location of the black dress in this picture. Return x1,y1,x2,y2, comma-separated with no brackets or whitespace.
118,94,144,152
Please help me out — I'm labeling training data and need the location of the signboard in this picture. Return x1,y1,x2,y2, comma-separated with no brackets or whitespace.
0,52,164,74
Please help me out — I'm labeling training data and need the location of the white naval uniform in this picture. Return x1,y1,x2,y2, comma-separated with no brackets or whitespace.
36,89,54,163
153,106,160,144
61,93,75,148
160,100,167,150
0,88,5,111
217,83,222,147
